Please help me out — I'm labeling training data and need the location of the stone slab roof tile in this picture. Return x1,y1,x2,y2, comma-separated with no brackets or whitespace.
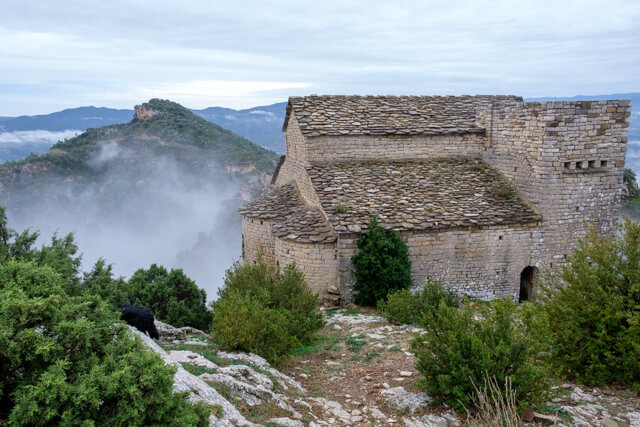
272,207,336,244
306,158,541,233
238,183,301,220
284,95,521,137
238,183,336,243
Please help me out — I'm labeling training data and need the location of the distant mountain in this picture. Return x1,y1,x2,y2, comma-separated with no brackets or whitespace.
193,102,287,153
0,99,276,197
0,102,287,163
0,99,278,299
525,93,640,104
0,106,134,132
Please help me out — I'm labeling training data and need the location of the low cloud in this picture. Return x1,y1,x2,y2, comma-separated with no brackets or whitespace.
4,143,247,302
0,129,81,145
248,110,278,121
87,141,122,168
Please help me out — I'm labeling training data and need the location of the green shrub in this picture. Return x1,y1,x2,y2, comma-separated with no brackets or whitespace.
539,218,640,386
412,299,550,412
212,260,324,365
352,216,412,306
127,264,213,331
0,211,210,425
377,280,458,325
82,258,128,304
0,206,82,295
211,290,298,364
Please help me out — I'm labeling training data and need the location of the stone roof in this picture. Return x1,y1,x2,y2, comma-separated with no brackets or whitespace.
238,183,301,220
306,158,541,233
238,183,336,244
272,207,335,244
284,95,521,137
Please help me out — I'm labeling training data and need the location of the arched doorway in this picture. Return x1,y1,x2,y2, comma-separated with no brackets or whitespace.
519,266,538,302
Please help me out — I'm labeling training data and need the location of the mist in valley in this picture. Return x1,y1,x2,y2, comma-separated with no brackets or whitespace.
3,139,253,302
0,129,81,162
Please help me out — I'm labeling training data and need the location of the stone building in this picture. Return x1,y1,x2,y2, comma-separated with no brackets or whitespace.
239,95,631,303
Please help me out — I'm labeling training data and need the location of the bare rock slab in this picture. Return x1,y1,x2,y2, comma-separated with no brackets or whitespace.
129,327,254,427
381,386,432,414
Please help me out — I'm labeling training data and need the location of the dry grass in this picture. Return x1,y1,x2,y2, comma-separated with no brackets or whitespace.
463,375,520,427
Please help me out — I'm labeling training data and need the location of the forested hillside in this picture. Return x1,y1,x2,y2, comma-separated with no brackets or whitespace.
0,99,277,298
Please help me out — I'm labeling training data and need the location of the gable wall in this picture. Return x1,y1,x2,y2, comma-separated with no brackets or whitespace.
274,113,322,207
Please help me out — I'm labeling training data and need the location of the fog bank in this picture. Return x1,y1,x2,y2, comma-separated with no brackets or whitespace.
4,141,252,302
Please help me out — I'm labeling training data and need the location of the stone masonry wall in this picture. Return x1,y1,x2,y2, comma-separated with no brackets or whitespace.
242,216,277,264
274,113,322,207
275,238,338,297
267,97,631,303
305,133,486,162
479,99,630,272
337,225,538,302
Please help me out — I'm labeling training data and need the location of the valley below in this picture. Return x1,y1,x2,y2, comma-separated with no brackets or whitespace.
0,99,278,300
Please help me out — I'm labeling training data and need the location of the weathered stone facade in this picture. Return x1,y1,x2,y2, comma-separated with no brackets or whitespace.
240,95,631,303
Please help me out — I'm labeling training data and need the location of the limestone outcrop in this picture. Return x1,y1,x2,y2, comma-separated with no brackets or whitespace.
134,104,159,121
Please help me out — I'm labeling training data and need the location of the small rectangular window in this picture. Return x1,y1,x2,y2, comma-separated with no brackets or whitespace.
588,160,596,168
601,160,608,167
564,162,571,169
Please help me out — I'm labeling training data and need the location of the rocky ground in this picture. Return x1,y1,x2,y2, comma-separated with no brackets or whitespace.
133,308,640,426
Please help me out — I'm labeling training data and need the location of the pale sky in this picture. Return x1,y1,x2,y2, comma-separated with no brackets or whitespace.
1,0,639,115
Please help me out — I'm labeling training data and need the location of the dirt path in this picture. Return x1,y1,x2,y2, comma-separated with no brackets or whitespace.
285,307,458,426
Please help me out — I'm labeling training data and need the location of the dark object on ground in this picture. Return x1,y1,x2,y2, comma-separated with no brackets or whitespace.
117,299,160,340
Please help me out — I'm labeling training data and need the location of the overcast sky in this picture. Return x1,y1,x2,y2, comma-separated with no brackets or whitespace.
0,0,638,115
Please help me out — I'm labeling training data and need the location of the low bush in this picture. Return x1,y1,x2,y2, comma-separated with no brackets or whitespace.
377,280,458,325
352,216,412,306
127,264,213,331
212,260,324,365
412,299,550,412
539,218,640,386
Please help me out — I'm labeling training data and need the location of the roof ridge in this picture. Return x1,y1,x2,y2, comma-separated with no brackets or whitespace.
283,95,520,137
